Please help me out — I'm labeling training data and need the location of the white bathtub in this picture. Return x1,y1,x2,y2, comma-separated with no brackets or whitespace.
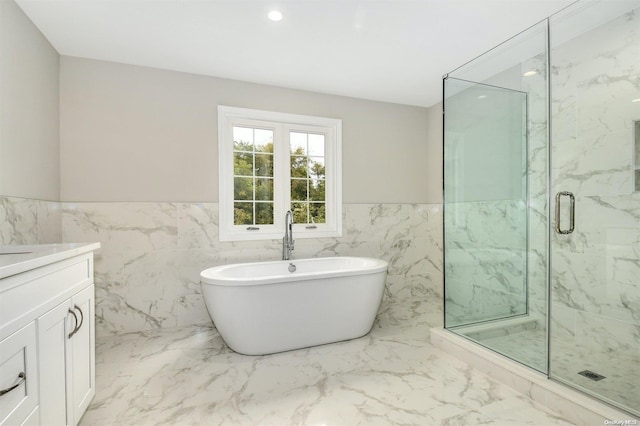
200,257,388,355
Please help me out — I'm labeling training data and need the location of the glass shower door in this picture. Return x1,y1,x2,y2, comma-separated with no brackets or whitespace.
443,19,549,373
444,78,528,328
443,70,552,369
549,1,640,416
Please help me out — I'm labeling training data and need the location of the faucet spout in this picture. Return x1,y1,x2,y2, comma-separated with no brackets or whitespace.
282,210,294,260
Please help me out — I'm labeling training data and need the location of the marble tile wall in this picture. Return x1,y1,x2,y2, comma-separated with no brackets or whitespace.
444,199,528,326
443,49,550,329
549,4,640,391
61,202,444,336
521,52,550,326
0,195,62,245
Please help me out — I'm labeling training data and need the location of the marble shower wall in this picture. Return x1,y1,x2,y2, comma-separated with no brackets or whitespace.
521,52,550,325
444,200,527,326
61,202,443,336
443,75,533,327
550,7,640,364
0,195,62,245
444,23,550,330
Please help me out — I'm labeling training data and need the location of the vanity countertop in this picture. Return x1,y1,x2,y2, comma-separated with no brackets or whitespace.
0,243,101,280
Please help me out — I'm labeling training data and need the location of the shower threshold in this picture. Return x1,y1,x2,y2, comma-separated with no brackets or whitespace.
431,328,635,425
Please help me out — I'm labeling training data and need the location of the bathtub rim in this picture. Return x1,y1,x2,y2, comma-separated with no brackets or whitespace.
200,256,388,287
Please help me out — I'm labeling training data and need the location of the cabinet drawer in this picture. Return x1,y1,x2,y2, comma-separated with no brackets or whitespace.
0,322,38,426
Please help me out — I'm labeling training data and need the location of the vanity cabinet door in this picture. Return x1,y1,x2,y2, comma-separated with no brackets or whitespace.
37,301,73,426
67,285,95,425
36,284,95,426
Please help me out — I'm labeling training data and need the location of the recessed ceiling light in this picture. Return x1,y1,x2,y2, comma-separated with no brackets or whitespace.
632,98,640,103
268,10,283,22
478,95,488,100
523,70,538,77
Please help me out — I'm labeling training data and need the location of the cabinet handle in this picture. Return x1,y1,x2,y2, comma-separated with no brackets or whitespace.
73,305,84,334
68,308,79,338
0,372,26,396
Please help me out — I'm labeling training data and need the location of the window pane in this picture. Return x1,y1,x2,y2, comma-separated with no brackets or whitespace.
309,203,326,223
255,178,273,201
233,127,254,151
255,202,274,225
291,202,308,223
234,177,253,200
234,202,253,225
308,134,325,156
290,132,307,155
221,107,341,239
234,152,253,176
255,153,273,177
291,155,307,178
308,157,325,179
309,179,325,201
291,179,308,201
254,129,273,153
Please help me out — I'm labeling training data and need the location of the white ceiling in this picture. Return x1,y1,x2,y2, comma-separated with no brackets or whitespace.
15,0,575,107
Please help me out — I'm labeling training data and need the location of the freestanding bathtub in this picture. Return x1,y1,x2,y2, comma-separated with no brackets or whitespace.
200,257,388,355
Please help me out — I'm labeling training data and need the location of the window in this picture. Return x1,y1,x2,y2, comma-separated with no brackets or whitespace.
218,106,342,241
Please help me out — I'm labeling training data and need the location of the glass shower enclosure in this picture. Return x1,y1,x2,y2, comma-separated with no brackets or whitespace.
444,20,549,373
443,0,640,417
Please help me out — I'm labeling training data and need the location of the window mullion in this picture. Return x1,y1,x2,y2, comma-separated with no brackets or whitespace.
252,129,257,225
275,123,290,232
219,106,341,241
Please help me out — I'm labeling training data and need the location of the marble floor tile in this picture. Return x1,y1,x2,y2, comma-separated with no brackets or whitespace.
441,396,575,426
81,301,577,426
458,323,638,415
463,324,548,373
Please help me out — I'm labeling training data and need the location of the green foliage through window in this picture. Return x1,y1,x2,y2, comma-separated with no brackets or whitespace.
289,133,326,224
233,127,275,225
230,124,331,228
220,106,342,240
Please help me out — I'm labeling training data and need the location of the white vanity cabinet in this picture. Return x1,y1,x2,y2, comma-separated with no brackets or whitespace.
0,244,99,426
0,323,39,426
37,284,95,426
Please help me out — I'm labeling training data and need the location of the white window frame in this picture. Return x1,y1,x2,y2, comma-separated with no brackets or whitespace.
218,105,342,241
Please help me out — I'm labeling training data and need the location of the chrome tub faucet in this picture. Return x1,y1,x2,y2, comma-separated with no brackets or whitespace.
282,210,294,260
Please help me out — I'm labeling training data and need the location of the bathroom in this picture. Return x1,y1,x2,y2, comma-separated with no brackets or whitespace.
1,0,638,424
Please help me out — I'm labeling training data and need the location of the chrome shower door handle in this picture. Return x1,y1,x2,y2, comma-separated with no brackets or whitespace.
554,191,575,234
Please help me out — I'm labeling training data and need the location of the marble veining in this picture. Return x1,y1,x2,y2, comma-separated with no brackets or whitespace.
549,6,640,399
443,6,639,415
453,317,639,415
444,200,528,327
61,202,443,336
0,195,62,245
79,304,576,426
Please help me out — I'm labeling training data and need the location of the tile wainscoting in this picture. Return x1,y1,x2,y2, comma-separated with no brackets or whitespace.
0,195,62,245
59,202,444,336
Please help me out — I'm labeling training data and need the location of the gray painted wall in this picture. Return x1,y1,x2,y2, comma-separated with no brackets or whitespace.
60,56,434,204
0,0,60,200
